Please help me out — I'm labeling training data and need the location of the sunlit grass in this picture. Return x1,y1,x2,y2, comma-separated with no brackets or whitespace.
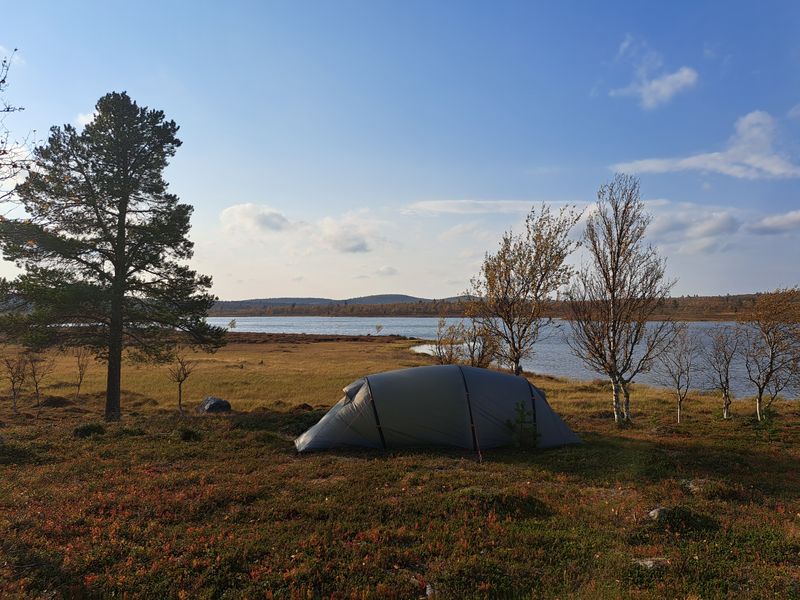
1,338,798,598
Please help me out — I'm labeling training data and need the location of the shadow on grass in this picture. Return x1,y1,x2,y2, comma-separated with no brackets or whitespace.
232,407,327,437
218,407,800,502
0,537,86,596
0,441,40,466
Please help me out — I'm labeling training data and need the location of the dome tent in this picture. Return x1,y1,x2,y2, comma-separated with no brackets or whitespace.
294,365,580,453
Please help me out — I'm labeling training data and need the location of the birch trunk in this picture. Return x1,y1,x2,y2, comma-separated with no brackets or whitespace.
611,380,622,424
621,382,632,423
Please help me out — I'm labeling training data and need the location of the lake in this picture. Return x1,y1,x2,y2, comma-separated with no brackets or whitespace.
207,316,796,400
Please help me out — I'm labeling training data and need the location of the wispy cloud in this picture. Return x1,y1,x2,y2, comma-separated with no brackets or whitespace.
220,205,385,254
318,214,379,253
788,104,800,120
613,110,800,179
375,265,397,277
405,199,533,215
220,203,294,234
647,200,742,254
747,209,800,235
609,35,698,109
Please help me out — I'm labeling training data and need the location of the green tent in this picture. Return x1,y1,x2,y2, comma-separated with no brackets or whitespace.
295,365,580,452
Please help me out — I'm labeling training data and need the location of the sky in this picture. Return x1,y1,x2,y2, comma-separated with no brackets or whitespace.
2,1,800,300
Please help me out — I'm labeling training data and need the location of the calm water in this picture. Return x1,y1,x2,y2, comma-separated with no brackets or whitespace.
208,316,795,400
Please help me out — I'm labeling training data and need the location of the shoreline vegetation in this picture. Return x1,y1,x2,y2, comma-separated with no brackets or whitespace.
210,293,773,321
1,335,798,597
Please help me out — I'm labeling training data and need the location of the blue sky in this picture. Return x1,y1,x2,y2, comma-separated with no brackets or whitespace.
2,1,800,299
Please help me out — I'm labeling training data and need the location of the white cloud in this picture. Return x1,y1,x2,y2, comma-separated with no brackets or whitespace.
610,35,698,109
405,199,533,215
375,265,398,277
613,111,800,179
748,209,800,235
788,104,800,120
219,204,387,254
647,200,742,254
318,213,385,254
75,111,97,127
220,203,293,235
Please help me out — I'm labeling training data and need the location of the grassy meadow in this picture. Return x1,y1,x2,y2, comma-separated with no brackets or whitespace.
1,336,799,599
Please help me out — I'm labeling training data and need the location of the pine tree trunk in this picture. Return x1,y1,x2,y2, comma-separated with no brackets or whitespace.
106,193,127,422
105,290,124,421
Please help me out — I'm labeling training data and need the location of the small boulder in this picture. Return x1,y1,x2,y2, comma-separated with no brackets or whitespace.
648,507,671,521
632,557,669,569
294,403,314,412
681,478,709,494
196,396,232,413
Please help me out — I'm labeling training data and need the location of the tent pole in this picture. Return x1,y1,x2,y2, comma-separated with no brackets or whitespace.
527,381,539,448
457,366,482,463
364,377,387,450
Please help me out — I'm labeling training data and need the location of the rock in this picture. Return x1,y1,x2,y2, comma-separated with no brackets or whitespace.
648,506,671,521
294,403,314,411
681,478,709,494
196,396,232,413
633,557,669,569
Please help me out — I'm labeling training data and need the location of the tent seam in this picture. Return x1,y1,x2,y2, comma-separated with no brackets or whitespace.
457,366,482,462
364,376,387,450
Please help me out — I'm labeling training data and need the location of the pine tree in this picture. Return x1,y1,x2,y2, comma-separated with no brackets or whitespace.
0,92,224,420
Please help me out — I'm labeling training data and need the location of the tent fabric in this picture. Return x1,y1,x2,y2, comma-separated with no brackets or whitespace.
294,365,581,453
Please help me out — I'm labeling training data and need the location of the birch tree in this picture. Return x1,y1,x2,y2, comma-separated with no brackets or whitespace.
566,174,675,425
1,353,26,413
167,351,196,414
704,325,740,419
739,288,800,421
467,204,579,375
0,48,30,203
656,324,701,423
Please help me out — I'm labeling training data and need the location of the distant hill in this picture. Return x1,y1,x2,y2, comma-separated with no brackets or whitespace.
213,294,440,313
210,293,764,320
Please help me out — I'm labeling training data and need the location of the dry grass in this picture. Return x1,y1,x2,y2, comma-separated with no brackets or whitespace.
0,338,798,599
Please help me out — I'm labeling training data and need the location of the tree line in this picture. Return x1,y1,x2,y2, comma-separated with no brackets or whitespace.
209,293,764,320
432,174,800,425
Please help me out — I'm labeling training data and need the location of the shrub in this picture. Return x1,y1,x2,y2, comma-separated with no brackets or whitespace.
73,423,106,439
115,427,146,437
176,427,201,442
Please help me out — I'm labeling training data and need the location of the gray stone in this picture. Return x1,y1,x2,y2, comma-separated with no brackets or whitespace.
633,557,669,569
648,506,671,521
196,396,232,413
681,478,709,494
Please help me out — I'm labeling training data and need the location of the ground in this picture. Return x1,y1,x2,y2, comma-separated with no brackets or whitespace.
0,336,798,599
